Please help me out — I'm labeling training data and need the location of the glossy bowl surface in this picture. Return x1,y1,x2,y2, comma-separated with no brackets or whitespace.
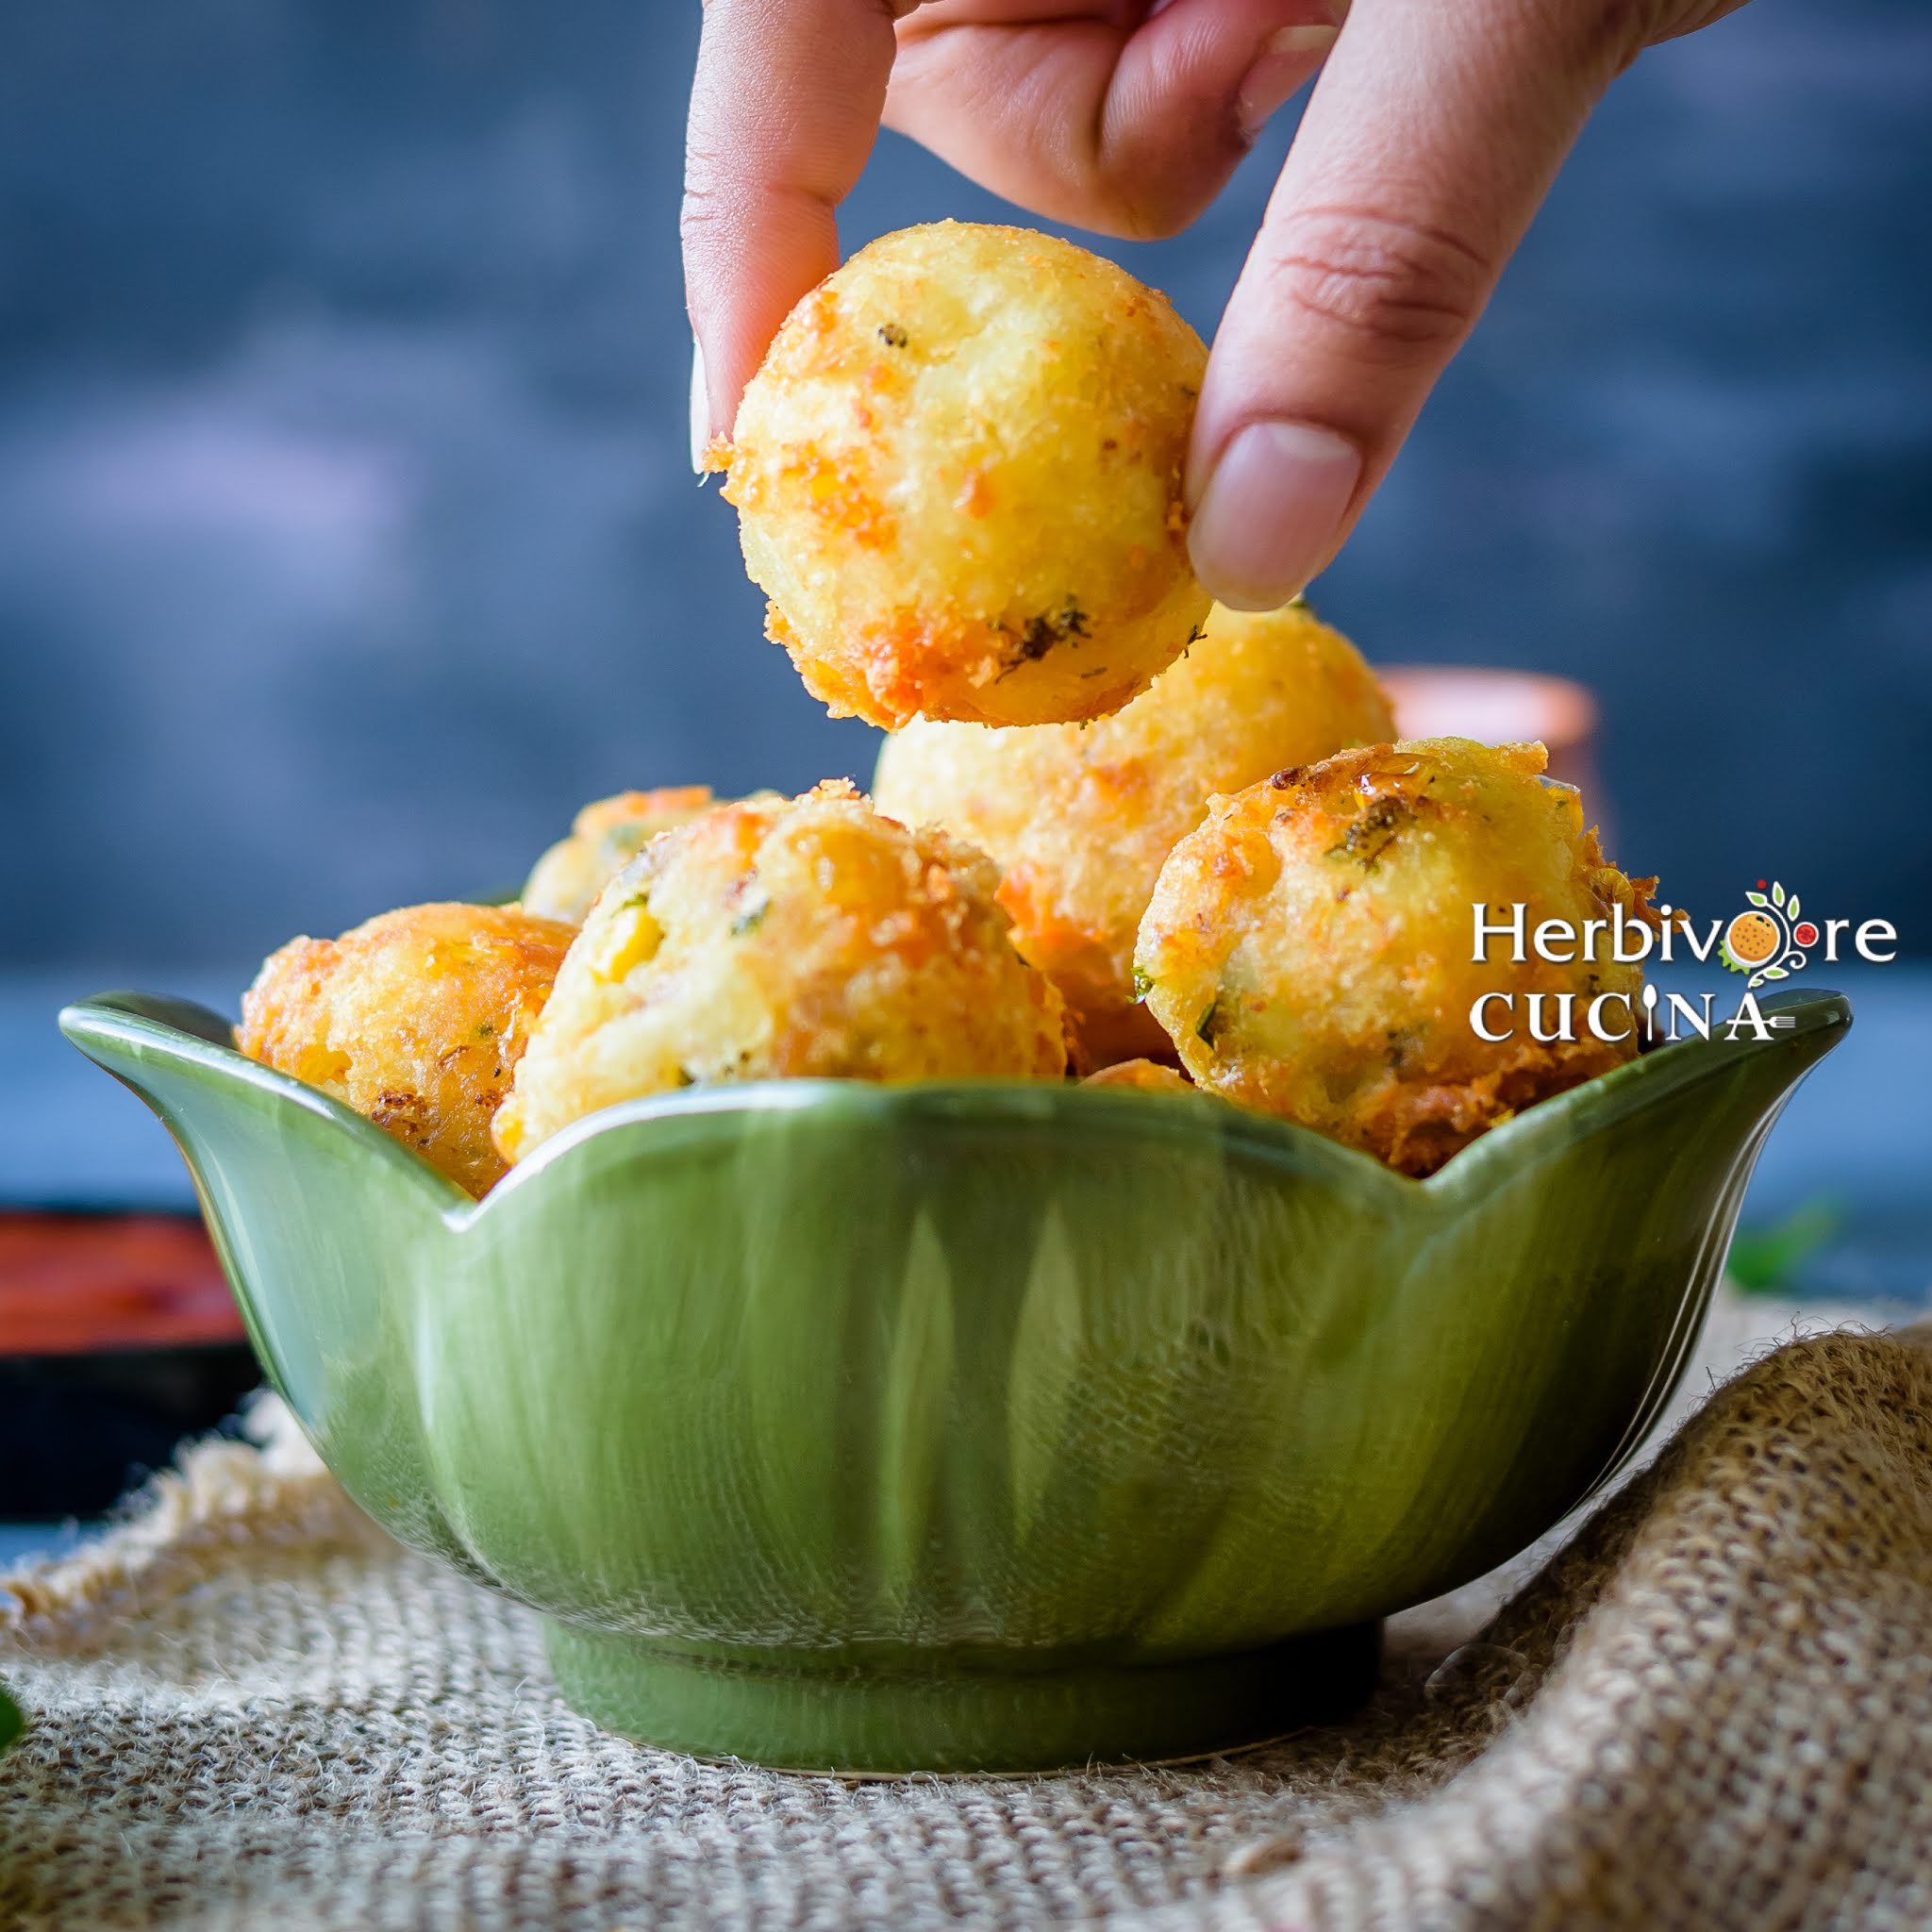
60,988,1848,1772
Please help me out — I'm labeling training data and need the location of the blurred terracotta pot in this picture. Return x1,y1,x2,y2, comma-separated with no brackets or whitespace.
1378,666,1610,845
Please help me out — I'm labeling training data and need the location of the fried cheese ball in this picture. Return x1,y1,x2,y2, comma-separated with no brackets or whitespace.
1135,739,1658,1176
493,782,1068,1160
522,787,719,925
718,223,1210,729
1081,1059,1195,1094
874,600,1395,1065
238,903,575,1196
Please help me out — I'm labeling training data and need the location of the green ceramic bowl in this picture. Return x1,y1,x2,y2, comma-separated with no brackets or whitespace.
60,987,1848,1774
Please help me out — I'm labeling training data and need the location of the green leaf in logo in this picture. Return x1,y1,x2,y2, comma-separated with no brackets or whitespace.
1746,891,1769,908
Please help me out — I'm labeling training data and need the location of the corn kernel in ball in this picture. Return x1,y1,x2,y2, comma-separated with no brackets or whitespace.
874,600,1394,1066
719,223,1210,729
523,787,724,925
238,903,575,1196
1134,739,1659,1175
493,782,1068,1160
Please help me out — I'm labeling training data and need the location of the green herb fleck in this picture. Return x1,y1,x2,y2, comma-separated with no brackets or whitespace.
1131,969,1155,1004
1329,797,1409,872
475,1022,496,1041
731,901,770,937
674,1067,697,1089
999,597,1090,675
1195,1000,1221,1047
877,322,908,348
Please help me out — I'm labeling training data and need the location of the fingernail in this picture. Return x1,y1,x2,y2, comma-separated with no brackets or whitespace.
1188,420,1361,610
689,337,709,474
1238,25,1337,139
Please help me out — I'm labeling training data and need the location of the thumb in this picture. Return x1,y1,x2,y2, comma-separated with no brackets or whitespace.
1186,0,1653,609
683,0,908,447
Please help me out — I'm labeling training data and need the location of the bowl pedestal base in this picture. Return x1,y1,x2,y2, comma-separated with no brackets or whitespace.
544,1620,1383,1775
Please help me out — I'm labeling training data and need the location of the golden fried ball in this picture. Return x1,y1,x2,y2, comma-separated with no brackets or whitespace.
874,600,1394,1065
1134,739,1658,1176
237,903,575,1196
522,787,719,925
718,222,1210,729
1081,1059,1195,1094
493,781,1068,1160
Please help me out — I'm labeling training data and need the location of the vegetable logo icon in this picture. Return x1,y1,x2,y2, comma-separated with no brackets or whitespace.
1722,880,1817,988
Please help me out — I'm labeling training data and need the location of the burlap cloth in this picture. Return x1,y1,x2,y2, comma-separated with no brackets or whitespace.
2,1291,1928,1932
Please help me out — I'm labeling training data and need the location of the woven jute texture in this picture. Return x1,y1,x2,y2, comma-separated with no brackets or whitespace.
1,1293,1927,1932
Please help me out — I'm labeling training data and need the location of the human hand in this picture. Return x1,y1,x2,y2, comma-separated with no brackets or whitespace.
684,0,1747,610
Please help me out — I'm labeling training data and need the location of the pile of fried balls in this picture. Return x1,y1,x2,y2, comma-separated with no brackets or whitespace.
239,222,1659,1194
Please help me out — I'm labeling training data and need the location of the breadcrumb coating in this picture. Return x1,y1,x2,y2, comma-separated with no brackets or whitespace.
719,223,1209,728
1135,739,1658,1175
875,600,1393,1065
237,902,574,1196
522,787,724,925
493,782,1068,1160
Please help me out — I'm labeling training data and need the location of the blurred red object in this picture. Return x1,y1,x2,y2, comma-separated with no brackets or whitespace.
0,1213,241,1357
1378,666,1614,846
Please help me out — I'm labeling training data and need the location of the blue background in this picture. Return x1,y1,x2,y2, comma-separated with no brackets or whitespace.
0,0,1923,1543
0,0,1925,1311
1,0,1927,978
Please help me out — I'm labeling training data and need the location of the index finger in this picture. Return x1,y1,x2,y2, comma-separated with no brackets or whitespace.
683,0,911,447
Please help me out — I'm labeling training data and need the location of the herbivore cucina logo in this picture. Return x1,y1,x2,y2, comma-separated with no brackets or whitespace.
1471,879,1896,1046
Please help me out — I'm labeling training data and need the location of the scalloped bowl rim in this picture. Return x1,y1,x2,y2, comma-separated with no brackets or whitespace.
59,986,1854,1228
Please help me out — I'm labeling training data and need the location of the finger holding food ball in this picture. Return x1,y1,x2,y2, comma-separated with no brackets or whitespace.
714,223,1210,728
491,783,1068,1163
1134,739,1660,1176
874,598,1394,1066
